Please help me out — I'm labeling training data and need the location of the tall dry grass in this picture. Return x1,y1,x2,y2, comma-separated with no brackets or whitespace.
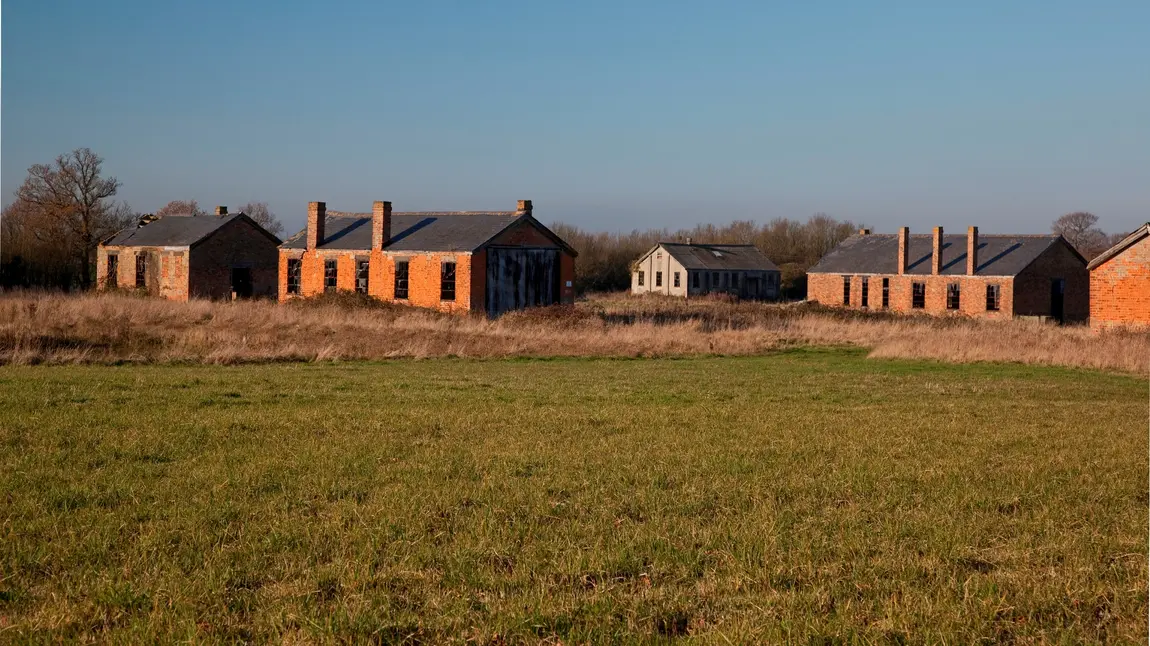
1,291,1147,373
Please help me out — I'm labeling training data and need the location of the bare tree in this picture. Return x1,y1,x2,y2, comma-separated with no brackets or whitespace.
237,201,284,237
12,148,129,289
155,200,206,217
1052,211,1107,259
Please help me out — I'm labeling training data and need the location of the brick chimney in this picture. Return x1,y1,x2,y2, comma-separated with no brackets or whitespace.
897,227,909,275
307,201,326,250
931,226,944,275
372,200,392,251
516,199,532,216
966,226,979,275
215,206,228,217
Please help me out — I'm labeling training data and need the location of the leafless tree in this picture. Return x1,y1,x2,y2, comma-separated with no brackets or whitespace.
11,148,130,289
155,200,206,217
1052,211,1108,259
237,201,284,237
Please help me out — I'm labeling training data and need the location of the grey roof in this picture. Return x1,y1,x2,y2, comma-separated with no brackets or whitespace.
280,212,544,252
652,243,779,272
808,233,1072,276
1088,223,1150,270
103,214,248,247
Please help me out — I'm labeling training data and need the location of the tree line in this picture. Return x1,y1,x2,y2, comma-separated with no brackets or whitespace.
1,148,283,290
0,147,1133,295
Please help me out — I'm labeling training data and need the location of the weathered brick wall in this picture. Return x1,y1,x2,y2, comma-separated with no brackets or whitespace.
97,246,190,300
1090,235,1150,329
809,273,1016,318
1013,241,1089,322
190,220,279,299
280,250,473,313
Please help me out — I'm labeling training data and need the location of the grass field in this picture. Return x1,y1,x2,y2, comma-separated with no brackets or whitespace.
1,350,1146,643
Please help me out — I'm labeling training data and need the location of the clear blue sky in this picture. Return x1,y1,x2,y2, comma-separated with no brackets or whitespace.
3,0,1148,235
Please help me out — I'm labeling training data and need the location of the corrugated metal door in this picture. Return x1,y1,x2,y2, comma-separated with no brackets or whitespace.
485,247,560,317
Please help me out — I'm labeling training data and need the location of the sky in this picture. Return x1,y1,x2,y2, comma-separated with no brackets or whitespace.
3,0,1148,236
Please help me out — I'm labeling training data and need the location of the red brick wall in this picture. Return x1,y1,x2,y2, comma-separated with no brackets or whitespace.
188,219,279,300
280,250,473,313
1012,240,1089,322
808,273,1015,318
1090,234,1150,329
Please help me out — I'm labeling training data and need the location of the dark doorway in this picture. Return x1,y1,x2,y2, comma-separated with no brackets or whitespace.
745,276,759,299
485,247,560,317
1050,278,1065,323
231,267,253,299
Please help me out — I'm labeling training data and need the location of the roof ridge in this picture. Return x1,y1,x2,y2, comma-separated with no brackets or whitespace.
392,211,517,216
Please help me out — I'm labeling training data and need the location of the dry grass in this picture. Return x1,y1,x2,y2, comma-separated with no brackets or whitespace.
1,291,1148,373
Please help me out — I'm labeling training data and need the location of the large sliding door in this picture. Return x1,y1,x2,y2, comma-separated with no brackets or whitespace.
485,247,561,317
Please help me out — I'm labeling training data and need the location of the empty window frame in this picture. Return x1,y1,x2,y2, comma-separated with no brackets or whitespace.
106,255,118,288
912,282,926,309
440,261,456,301
655,271,662,287
881,277,890,308
842,275,851,305
135,253,148,288
692,272,700,289
287,258,302,294
861,277,869,308
638,270,645,287
355,259,370,293
395,260,409,299
673,271,681,288
730,272,738,289
946,283,960,310
324,259,338,292
986,284,1000,311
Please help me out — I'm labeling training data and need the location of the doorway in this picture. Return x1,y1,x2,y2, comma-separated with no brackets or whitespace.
231,267,253,299
1049,278,1065,323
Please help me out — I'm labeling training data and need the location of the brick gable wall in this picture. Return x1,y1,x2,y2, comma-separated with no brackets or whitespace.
189,219,279,299
1090,235,1150,329
1012,240,1089,322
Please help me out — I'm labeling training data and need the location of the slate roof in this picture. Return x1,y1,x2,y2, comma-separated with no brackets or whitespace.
103,214,257,247
1087,223,1150,270
280,212,566,253
808,233,1071,276
649,243,780,272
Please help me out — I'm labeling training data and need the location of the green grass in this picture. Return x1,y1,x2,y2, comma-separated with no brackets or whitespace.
1,350,1146,643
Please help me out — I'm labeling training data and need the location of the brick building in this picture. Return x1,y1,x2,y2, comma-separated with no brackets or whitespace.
1087,223,1150,330
278,200,577,317
631,242,781,299
807,226,1088,322
97,207,281,300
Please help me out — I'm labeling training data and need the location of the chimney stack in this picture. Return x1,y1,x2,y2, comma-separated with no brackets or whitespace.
372,200,392,251
307,201,326,250
897,227,910,275
931,226,944,275
516,199,532,216
215,206,228,217
966,226,979,275
858,228,871,235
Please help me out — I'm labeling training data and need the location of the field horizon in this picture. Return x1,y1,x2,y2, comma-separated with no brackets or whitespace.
2,349,1146,643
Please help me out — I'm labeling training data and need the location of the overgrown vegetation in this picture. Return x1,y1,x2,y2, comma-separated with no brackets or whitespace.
2,291,1148,373
1,353,1145,642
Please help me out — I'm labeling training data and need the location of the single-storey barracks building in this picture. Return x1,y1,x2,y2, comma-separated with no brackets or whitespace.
630,242,781,299
1088,222,1150,330
808,226,1088,322
97,207,281,300
278,200,577,317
